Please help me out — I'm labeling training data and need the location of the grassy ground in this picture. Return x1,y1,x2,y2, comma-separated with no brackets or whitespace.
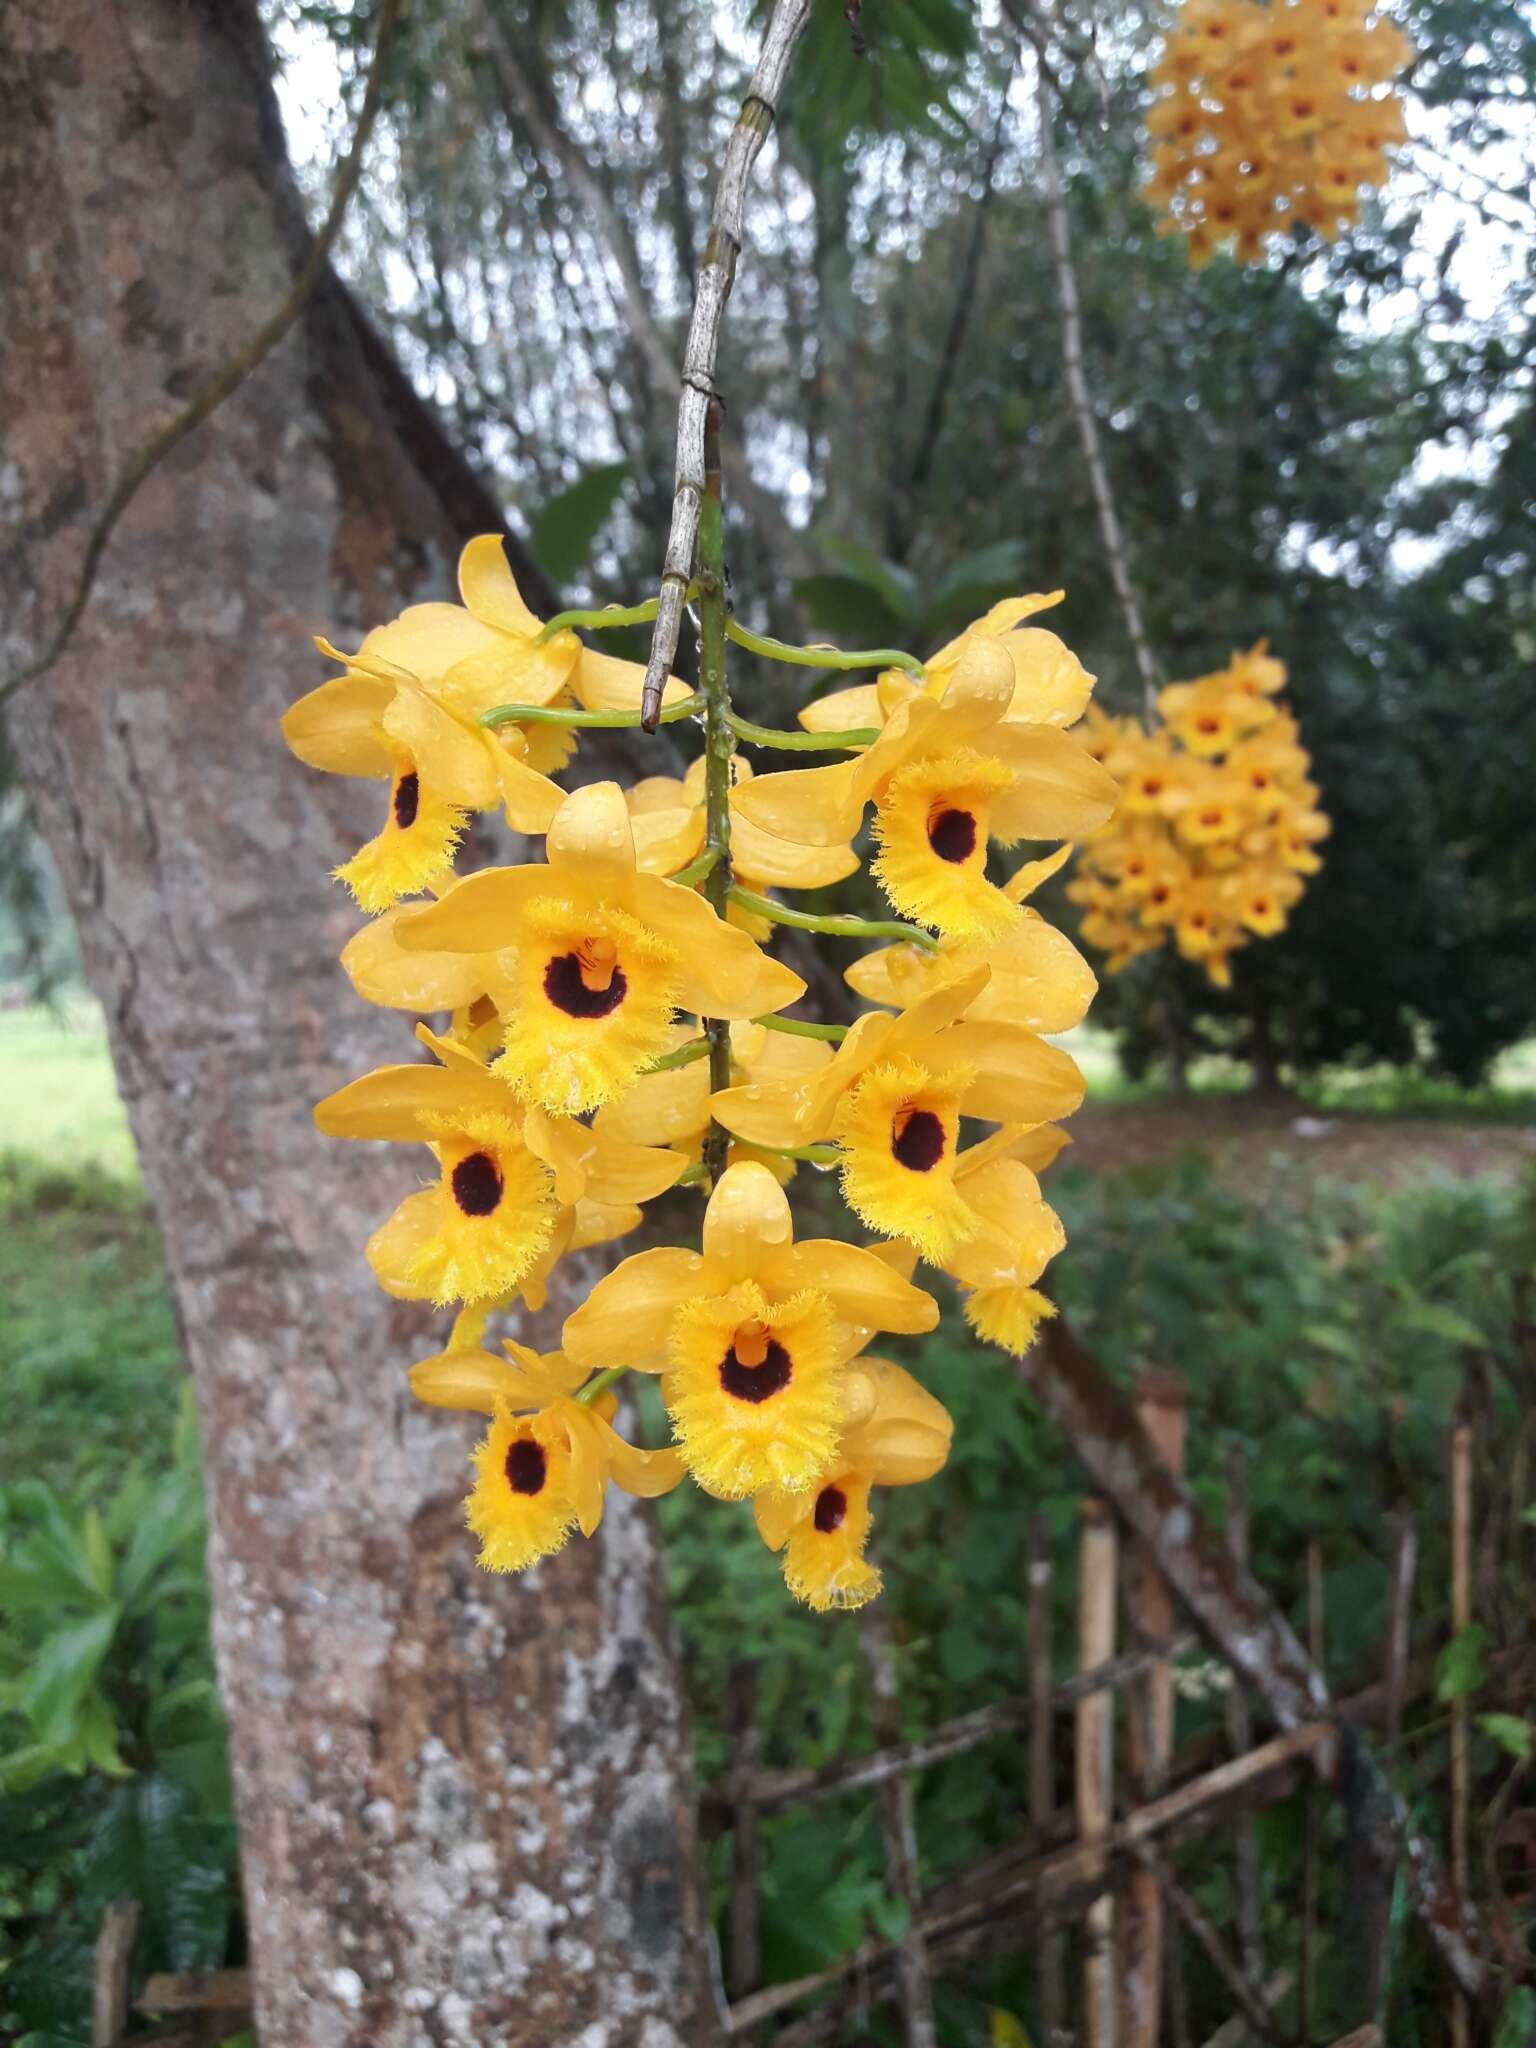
0,1001,138,1177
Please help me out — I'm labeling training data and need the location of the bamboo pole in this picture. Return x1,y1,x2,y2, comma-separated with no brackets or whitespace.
728,1662,762,2001
91,1901,141,2047
1450,1421,1473,2048
1300,1541,1324,2043
1029,1513,1065,2042
861,1609,937,2048
1123,1370,1187,2048
1225,1447,1265,2036
1078,1497,1120,2048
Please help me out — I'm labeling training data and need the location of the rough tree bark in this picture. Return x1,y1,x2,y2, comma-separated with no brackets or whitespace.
0,5,719,2044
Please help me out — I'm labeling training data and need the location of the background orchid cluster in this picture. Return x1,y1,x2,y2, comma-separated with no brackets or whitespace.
1068,643,1330,988
281,538,1117,1611
1144,0,1410,265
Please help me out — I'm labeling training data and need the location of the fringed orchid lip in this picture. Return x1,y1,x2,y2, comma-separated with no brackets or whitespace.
392,769,421,829
719,1320,794,1404
891,1105,946,1173
505,1437,548,1495
544,939,628,1019
814,1485,848,1533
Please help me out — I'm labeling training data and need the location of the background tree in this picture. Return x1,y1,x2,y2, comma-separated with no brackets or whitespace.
0,3,717,2041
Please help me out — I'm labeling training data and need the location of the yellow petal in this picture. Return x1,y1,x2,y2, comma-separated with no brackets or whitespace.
631,804,707,876
340,910,495,1012
753,1486,811,1552
798,683,884,733
562,1246,705,1370
547,781,639,899
1003,843,1075,902
988,725,1119,841
840,1358,954,1486
585,1409,687,1498
409,1347,551,1413
708,1077,819,1150
382,684,500,809
729,807,860,890
783,1239,939,1335
493,747,566,835
730,760,864,847
926,593,1062,669
700,1161,795,1286
356,602,518,687
630,875,806,1019
562,1405,609,1536
1003,628,1096,729
458,535,544,637
945,1022,1086,1123
590,1041,712,1145
314,1061,512,1142
937,636,1017,720
394,866,551,954
573,646,692,713
281,674,396,777
365,1187,440,1299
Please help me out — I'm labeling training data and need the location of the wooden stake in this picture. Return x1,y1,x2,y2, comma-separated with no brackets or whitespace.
1450,1421,1473,2048
1029,1513,1065,2043
728,1662,762,2002
861,1609,937,2048
1225,1446,1265,2037
1078,1496,1120,2048
1123,1370,1186,2048
91,1900,141,2048
1300,1541,1324,2043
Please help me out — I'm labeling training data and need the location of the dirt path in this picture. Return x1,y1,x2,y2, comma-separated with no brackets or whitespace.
1065,1093,1536,1185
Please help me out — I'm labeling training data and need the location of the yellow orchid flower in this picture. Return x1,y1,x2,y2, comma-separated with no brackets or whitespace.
844,845,1098,1037
410,1337,684,1573
711,968,1083,1263
753,1357,953,1612
592,1019,834,1183
562,1161,938,1498
735,634,1116,943
314,1024,686,1305
392,782,805,1115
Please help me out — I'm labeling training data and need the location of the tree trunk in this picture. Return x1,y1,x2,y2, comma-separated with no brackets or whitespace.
0,6,719,2043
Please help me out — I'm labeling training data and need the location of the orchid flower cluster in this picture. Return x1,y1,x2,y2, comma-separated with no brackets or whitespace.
1144,0,1409,265
1069,642,1329,987
282,538,1116,1611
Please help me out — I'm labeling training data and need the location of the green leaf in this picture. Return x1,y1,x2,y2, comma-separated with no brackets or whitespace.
18,1607,120,1751
117,1468,204,1607
530,463,631,585
1494,1987,1536,2048
1435,1623,1490,1702
1393,1299,1486,1348
1479,1713,1533,1762
810,533,921,621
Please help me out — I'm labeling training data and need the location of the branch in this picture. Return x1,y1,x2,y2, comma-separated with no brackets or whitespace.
640,0,813,729
0,0,405,710
1033,59,1161,717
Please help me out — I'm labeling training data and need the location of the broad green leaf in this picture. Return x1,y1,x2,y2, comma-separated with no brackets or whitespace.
811,533,921,621
18,1608,120,1751
1435,1623,1490,1702
791,573,903,642
1478,1713,1533,1762
1393,1299,1486,1348
530,463,631,585
117,1469,204,1608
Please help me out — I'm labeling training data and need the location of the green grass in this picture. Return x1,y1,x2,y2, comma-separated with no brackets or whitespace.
0,1001,137,1177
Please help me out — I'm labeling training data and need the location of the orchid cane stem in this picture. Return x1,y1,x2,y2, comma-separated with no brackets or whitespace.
670,846,722,889
640,1037,712,1076
698,398,734,1189
728,885,939,952
724,617,924,677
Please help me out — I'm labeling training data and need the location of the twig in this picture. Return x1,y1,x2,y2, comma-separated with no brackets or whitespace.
861,1609,937,2048
1027,1515,1065,2042
640,0,813,729
1226,1446,1266,2040
1077,1497,1119,2048
1131,1844,1288,2048
1450,1420,1473,2048
0,0,404,711
728,1663,762,2000
1033,58,1160,718
1301,1540,1323,2041
698,397,734,1190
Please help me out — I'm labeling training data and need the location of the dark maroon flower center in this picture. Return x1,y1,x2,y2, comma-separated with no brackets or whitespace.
927,807,977,864
545,952,628,1019
892,1108,945,1173
814,1486,848,1533
451,1151,502,1216
505,1438,547,1495
393,771,420,830
719,1339,792,1405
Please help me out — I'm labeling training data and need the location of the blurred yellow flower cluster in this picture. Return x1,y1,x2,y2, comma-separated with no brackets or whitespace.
1143,0,1410,265
283,542,1115,1610
1068,642,1329,987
